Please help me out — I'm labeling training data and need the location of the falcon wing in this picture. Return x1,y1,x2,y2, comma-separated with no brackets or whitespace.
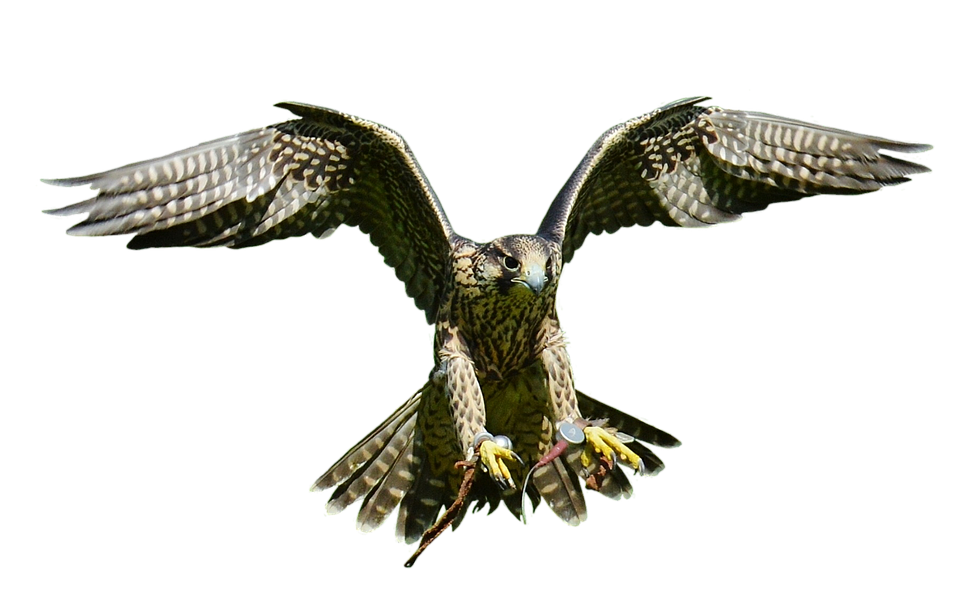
537,97,931,264
45,102,457,323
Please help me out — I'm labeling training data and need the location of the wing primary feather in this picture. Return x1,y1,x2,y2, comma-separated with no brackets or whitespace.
539,98,929,265
44,103,457,323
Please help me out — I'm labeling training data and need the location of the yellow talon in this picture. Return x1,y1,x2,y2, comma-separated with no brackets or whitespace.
580,448,593,469
583,426,641,472
479,439,520,489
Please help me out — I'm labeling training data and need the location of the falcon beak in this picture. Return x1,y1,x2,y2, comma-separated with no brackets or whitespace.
514,262,547,295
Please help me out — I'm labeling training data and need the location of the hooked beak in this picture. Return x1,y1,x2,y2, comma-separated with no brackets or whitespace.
513,262,547,295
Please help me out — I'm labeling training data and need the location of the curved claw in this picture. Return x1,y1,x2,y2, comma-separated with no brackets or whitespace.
479,440,522,489
583,426,641,472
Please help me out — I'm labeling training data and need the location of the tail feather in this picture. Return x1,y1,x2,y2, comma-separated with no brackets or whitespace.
596,463,634,500
356,422,419,532
395,454,447,544
629,440,666,475
577,390,681,448
532,457,588,525
312,388,455,543
310,388,422,516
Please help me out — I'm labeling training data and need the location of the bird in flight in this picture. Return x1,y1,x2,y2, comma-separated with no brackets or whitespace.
45,97,930,556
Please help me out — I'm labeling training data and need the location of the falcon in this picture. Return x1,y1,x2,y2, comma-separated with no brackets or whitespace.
45,97,930,554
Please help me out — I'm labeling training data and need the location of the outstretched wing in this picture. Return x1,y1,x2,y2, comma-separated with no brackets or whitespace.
45,103,458,323
538,97,931,263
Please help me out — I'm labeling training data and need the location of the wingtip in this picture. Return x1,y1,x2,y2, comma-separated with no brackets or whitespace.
275,101,332,117
882,141,932,154
41,176,94,187
40,177,71,188
40,205,84,221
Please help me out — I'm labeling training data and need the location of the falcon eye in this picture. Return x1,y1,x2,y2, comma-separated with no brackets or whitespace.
502,256,520,271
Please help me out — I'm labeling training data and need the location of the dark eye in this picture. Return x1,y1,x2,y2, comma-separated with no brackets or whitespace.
502,256,520,271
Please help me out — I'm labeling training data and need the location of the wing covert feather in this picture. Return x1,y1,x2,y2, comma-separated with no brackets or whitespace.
538,97,930,263
45,102,458,323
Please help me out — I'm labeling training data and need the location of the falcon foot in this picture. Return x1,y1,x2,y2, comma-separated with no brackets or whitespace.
475,433,523,489
583,426,641,472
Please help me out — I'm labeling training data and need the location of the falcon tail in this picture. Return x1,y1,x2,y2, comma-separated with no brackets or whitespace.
310,386,459,543
309,380,682,545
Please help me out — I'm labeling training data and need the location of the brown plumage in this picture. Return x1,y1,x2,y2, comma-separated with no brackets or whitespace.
44,97,930,549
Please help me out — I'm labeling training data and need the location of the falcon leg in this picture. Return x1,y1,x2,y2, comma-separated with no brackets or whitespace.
540,325,639,472
540,325,581,425
439,350,520,488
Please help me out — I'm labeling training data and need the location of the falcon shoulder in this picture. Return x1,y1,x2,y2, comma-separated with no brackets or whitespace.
44,102,459,323
537,96,932,264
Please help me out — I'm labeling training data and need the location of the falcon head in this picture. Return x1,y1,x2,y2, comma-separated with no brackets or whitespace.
478,235,559,297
